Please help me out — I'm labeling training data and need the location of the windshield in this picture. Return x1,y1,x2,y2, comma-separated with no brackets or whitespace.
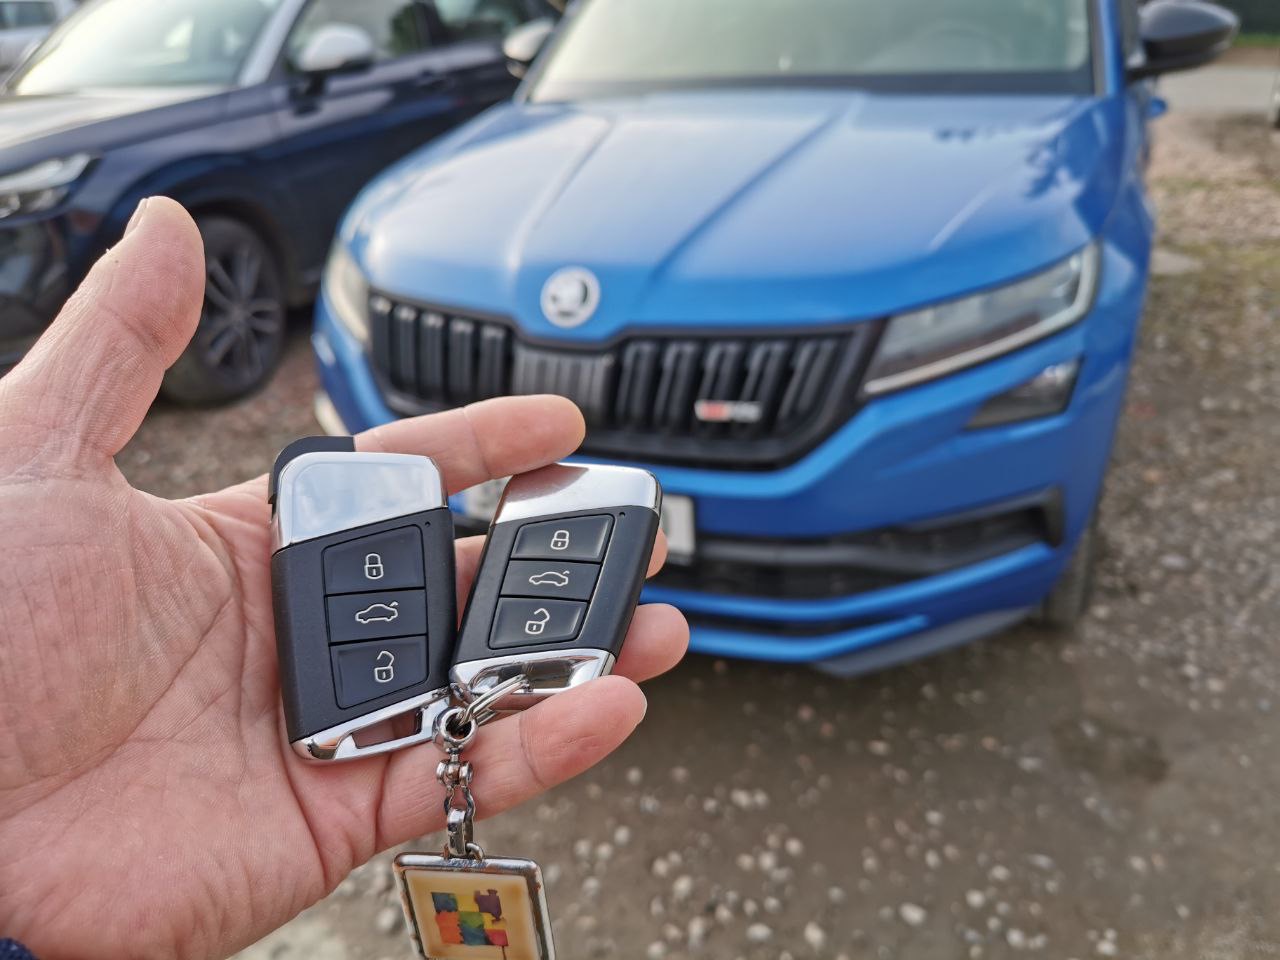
9,0,282,95
531,0,1095,100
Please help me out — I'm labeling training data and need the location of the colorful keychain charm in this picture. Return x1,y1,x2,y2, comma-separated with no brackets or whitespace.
395,678,556,960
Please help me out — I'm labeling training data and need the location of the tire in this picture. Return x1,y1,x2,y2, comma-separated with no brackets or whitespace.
1036,516,1099,632
162,216,287,406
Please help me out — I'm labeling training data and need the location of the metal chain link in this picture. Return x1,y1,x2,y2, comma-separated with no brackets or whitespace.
433,675,528,859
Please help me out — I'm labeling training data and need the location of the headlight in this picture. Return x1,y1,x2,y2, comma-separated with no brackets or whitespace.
864,243,1100,395
323,243,370,344
0,153,94,219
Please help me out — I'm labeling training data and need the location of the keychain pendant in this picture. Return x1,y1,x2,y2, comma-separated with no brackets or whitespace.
395,853,555,960
399,688,557,960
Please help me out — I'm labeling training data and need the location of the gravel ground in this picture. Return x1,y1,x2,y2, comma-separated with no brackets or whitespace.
118,106,1280,960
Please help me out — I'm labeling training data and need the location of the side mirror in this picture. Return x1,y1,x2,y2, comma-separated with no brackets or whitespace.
503,18,555,78
293,24,377,77
1128,0,1239,81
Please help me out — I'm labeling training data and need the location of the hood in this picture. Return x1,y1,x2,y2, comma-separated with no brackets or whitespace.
351,90,1123,340
0,88,222,161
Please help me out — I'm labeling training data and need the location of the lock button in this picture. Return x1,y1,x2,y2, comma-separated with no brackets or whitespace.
324,527,426,595
490,598,587,648
512,516,613,562
330,636,429,709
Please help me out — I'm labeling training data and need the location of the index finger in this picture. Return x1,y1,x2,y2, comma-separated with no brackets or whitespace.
357,394,586,494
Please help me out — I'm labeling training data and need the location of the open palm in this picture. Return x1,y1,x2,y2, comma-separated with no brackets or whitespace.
0,199,687,960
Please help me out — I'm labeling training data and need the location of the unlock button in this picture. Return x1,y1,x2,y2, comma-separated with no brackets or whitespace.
490,598,587,649
330,636,428,708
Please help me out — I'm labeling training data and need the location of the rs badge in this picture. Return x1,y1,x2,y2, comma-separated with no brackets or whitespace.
693,399,764,424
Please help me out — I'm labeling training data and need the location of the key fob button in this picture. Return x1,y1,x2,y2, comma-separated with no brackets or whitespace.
323,527,425,594
512,516,613,562
327,589,427,644
490,598,587,648
331,636,428,709
501,560,601,601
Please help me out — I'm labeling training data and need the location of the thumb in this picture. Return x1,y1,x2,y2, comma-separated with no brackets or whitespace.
0,197,204,467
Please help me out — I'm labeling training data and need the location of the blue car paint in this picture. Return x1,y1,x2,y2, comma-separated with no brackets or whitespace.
318,0,1161,668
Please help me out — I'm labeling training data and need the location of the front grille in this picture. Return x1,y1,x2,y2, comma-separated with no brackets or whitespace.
370,294,880,468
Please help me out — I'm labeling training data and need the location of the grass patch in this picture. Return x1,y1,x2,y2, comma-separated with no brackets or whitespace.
1236,33,1280,49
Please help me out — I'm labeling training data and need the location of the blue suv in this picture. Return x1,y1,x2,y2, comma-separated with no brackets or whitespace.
314,0,1237,672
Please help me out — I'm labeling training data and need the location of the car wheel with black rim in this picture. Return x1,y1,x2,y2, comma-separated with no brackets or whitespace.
162,216,287,406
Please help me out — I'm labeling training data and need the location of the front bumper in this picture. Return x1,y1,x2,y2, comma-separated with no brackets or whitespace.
312,239,1145,671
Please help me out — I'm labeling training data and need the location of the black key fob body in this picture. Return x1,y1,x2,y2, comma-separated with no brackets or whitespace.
451,463,661,712
270,437,457,761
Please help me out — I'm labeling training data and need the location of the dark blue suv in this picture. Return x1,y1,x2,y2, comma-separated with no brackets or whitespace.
0,0,552,403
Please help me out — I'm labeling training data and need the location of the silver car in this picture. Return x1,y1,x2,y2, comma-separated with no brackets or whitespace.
0,0,76,71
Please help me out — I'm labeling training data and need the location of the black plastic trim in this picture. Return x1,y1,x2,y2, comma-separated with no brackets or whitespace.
367,290,885,470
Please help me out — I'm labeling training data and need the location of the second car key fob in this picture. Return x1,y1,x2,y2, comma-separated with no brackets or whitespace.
451,463,662,712
270,437,458,761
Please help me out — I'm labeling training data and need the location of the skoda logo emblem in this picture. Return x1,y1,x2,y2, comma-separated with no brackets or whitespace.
541,267,600,329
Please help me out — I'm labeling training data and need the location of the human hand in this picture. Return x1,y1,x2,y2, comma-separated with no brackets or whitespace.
0,199,688,959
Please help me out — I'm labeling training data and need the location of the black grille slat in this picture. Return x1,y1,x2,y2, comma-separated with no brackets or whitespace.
391,305,418,390
418,311,448,400
694,340,748,438
370,295,394,381
616,340,660,429
369,294,877,468
476,325,509,400
777,338,841,426
446,319,476,401
512,346,616,425
737,339,791,437
653,341,701,432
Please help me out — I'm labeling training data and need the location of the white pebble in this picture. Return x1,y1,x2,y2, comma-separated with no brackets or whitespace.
687,916,710,947
804,922,827,951
746,923,773,944
375,907,400,935
899,903,928,927
672,875,694,902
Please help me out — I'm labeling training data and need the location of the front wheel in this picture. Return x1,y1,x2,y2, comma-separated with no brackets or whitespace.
162,216,287,406
1036,516,1099,632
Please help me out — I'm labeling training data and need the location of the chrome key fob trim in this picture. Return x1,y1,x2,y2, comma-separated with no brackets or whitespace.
451,463,661,713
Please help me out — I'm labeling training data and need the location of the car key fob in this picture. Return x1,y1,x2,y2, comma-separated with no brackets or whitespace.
270,437,458,761
451,463,661,712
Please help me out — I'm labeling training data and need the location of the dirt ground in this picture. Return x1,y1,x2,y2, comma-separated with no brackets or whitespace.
119,104,1280,959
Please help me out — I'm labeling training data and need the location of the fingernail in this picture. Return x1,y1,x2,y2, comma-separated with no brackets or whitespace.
124,198,151,236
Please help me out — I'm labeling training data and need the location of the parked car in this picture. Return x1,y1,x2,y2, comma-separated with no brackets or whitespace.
0,0,75,72
315,0,1236,673
0,0,553,404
